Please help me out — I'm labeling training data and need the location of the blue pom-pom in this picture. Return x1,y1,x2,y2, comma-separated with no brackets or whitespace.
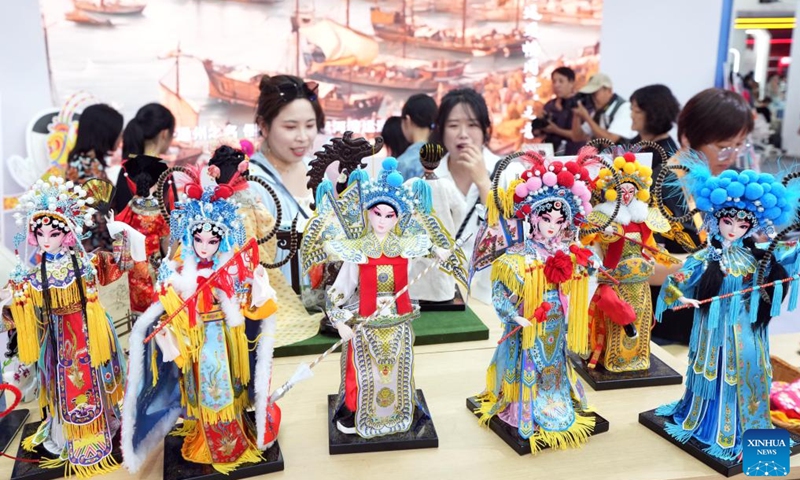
386,171,403,187
763,183,772,192
772,183,787,197
777,212,791,226
710,188,728,205
720,170,738,180
383,157,399,171
738,172,751,184
735,201,746,209
765,206,782,220
762,193,778,208
700,188,711,197
706,178,719,190
727,181,745,198
744,183,764,200
719,178,732,188
696,197,712,211
778,198,787,208
759,173,775,183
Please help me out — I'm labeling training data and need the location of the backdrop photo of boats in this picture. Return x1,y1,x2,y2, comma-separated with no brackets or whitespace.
40,0,601,148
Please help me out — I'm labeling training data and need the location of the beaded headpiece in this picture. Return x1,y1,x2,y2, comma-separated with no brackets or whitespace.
507,152,593,226
595,152,653,203
13,176,98,248
170,186,246,254
348,158,423,216
672,153,800,237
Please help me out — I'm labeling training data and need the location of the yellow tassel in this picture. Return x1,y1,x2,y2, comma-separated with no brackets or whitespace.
38,456,66,470
530,412,595,453
567,274,590,355
10,286,40,364
170,419,197,437
211,446,264,475
504,180,523,217
485,363,497,393
151,342,159,387
501,379,518,403
86,298,114,368
65,452,120,479
486,191,500,226
227,325,251,386
200,403,237,426
21,433,37,452
161,287,203,362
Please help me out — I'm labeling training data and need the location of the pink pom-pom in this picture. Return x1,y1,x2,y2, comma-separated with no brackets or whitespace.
239,139,255,157
62,232,77,247
542,172,558,187
238,160,249,173
583,200,592,213
526,177,542,192
515,183,528,198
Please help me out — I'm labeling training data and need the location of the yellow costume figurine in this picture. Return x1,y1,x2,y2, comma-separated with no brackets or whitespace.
3,176,141,477
582,149,676,373
471,151,608,451
121,167,280,475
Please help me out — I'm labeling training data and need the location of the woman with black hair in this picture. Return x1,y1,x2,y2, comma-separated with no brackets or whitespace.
66,103,124,252
652,156,800,461
432,88,500,303
628,84,680,162
113,103,175,213
397,93,437,178
380,116,410,158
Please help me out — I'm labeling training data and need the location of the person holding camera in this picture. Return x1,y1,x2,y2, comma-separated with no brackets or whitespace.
572,72,635,143
539,67,586,155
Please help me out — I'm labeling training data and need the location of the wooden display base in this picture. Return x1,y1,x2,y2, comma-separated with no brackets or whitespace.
418,288,466,312
327,390,438,455
639,408,800,477
568,352,683,391
465,397,609,455
163,427,284,480
11,420,122,480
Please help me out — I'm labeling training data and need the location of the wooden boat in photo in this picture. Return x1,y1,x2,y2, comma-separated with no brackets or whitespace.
301,19,468,93
201,59,384,119
73,0,146,15
65,9,114,26
537,0,602,26
370,6,524,57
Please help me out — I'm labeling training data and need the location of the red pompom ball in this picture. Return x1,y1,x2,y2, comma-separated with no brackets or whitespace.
623,152,637,163
557,171,575,188
521,170,533,180
550,161,564,173
579,167,590,181
565,162,580,174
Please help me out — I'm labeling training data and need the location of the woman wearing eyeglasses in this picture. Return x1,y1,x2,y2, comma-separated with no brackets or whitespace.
651,88,755,345
249,75,325,281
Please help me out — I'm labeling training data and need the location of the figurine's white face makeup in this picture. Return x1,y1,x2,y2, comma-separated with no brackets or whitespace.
535,207,567,240
718,216,751,242
620,182,637,206
193,230,221,260
35,224,66,255
367,204,399,236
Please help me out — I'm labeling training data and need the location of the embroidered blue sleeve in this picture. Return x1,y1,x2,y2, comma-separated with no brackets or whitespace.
492,281,519,326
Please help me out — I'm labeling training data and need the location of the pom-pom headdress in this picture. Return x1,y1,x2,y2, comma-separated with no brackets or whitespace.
13,176,100,249
351,157,421,216
594,152,653,204
658,152,800,238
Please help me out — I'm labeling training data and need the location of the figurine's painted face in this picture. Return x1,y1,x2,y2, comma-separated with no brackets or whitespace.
367,204,399,236
535,207,567,240
193,230,221,260
718,215,751,242
620,182,637,206
35,224,66,255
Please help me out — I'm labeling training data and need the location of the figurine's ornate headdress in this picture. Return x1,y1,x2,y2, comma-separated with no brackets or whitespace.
595,152,653,203
122,154,168,198
349,158,420,216
167,168,246,255
656,152,800,239
13,176,112,249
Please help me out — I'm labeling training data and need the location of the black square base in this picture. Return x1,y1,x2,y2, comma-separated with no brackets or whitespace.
0,409,29,454
327,389,438,455
568,352,683,391
639,408,800,477
465,397,609,455
418,288,466,312
163,424,284,480
11,420,123,480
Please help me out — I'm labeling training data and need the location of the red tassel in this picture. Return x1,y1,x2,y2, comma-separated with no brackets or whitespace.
569,244,593,267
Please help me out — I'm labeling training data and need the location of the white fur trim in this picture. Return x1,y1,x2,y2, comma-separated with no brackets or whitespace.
255,315,277,450
594,199,649,226
121,303,182,473
218,293,245,328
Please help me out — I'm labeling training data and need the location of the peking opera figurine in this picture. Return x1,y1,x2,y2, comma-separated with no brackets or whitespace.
469,150,612,452
641,154,800,463
114,154,170,315
2,176,143,477
121,166,281,475
579,146,680,383
301,156,467,443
